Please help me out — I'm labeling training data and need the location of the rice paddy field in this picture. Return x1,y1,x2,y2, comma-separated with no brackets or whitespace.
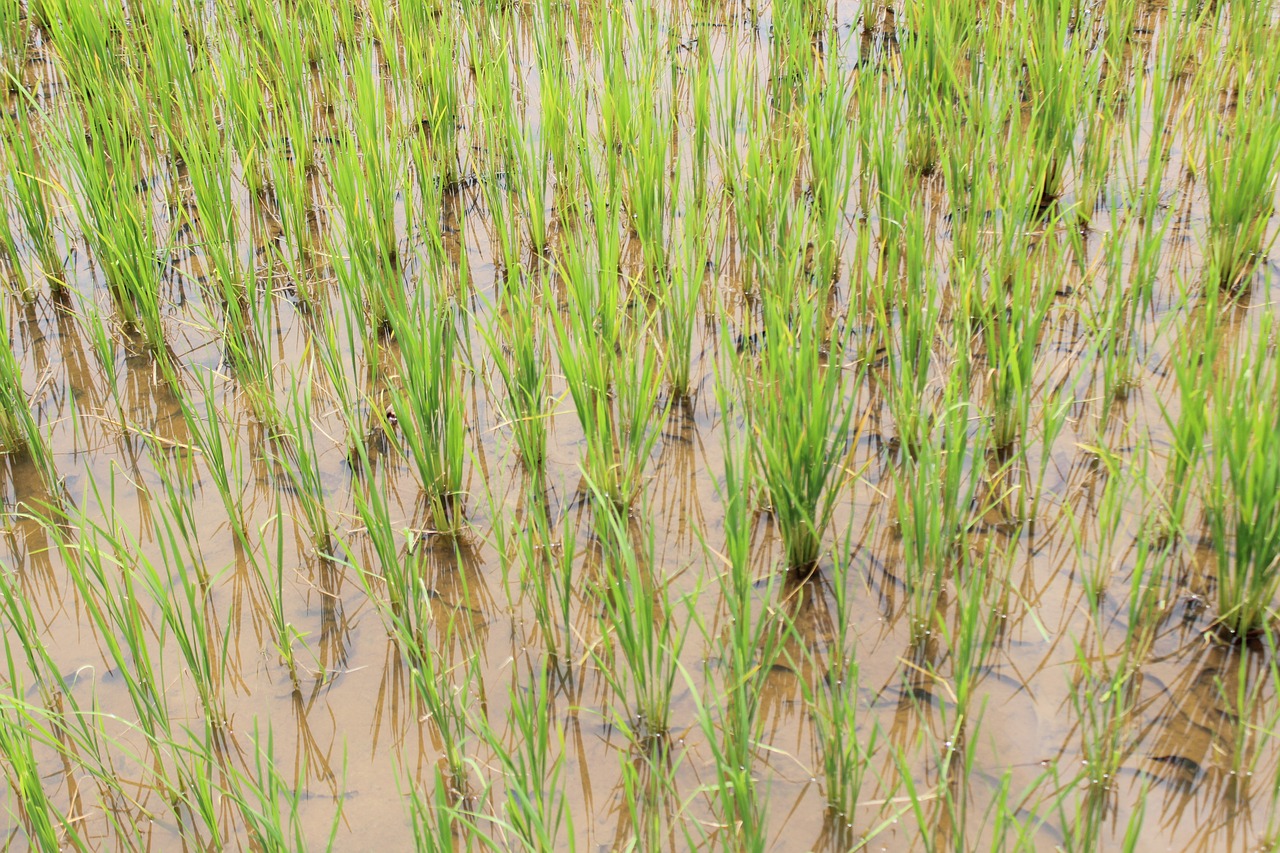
2,0,1280,849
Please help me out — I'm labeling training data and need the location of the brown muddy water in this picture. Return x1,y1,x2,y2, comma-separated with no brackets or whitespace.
3,1,1280,851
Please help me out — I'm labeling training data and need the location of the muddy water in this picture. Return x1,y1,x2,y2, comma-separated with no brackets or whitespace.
3,1,1280,851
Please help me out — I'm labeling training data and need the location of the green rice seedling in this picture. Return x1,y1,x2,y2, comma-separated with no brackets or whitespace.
1062,644,1140,851
1155,308,1216,540
383,289,467,531
1202,77,1280,292
621,36,675,288
1,106,64,288
590,491,689,745
615,744,683,852
0,315,30,459
400,0,461,188
687,29,713,196
172,370,251,541
712,27,749,199
531,0,573,187
766,0,810,117
1205,316,1280,639
1021,381,1072,529
734,105,803,295
0,0,25,90
553,513,577,666
38,0,129,101
659,188,711,398
879,203,938,457
345,38,399,264
803,46,854,286
897,0,962,177
1087,206,1171,439
1017,0,1096,207
402,765,466,851
504,492,564,662
481,164,524,277
511,126,551,260
744,288,857,574
469,13,519,181
0,311,52,480
937,71,1003,315
299,0,353,61
229,722,344,852
477,277,548,474
0,567,72,714
56,86,169,358
264,135,317,302
1072,0,1122,214
1076,86,1118,226
1213,638,1274,784
1098,0,1138,90
1078,446,1133,609
805,524,881,825
1062,501,1166,851
273,372,335,555
343,464,473,788
49,505,174,759
472,664,571,849
160,736,230,850
554,194,667,509
597,3,636,187
132,0,203,159
939,546,1004,730
0,175,31,302
498,4,559,260
1123,509,1173,666
0,704,85,850
866,74,915,272
982,238,1056,454
407,122,450,276
685,410,781,852
128,472,231,732
626,116,675,290
251,0,317,180
556,169,623,383
331,41,403,331
76,293,128,425
162,68,280,419
895,383,982,638
259,494,307,686
220,41,271,196
1119,48,1173,229
556,315,668,511
0,600,118,819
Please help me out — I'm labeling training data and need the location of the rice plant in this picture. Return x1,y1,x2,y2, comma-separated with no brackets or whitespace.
56,84,169,358
1205,316,1280,639
743,291,858,574
659,189,712,398
0,311,53,486
687,413,779,852
1,105,62,289
589,491,689,745
477,274,549,473
0,0,25,90
554,203,668,510
1203,74,1280,292
384,288,468,531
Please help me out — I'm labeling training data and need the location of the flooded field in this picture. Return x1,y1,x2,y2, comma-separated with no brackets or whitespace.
2,0,1280,849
